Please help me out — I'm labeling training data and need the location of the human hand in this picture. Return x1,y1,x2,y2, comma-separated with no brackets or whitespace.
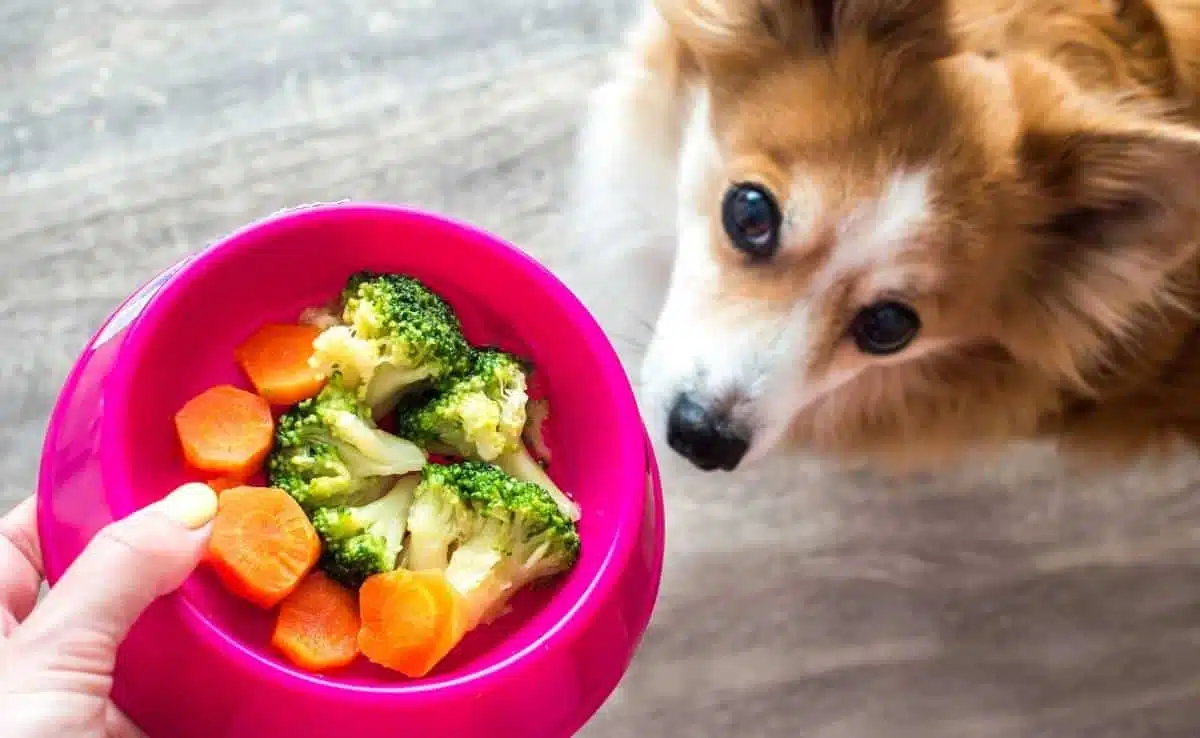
0,483,219,738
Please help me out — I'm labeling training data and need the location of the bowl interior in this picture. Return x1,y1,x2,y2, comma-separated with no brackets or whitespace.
107,205,645,688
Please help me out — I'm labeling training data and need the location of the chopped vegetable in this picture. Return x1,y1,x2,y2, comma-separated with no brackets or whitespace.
310,272,474,416
311,475,420,589
271,571,362,672
267,373,427,512
235,323,327,406
493,449,579,522
406,461,581,630
394,348,529,462
175,385,274,480
357,568,467,679
403,467,468,572
206,485,321,609
395,349,580,520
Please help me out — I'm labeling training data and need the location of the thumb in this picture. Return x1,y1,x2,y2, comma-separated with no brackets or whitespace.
19,483,219,653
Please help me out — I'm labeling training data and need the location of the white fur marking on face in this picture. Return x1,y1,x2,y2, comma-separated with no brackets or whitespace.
642,88,765,424
823,168,933,290
643,86,799,428
783,175,823,243
675,88,718,213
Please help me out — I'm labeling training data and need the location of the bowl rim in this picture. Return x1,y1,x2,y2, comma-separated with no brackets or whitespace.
67,201,653,697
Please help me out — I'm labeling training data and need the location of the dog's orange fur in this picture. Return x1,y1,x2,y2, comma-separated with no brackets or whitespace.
581,0,1200,470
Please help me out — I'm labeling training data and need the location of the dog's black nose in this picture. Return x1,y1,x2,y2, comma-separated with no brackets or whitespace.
666,393,749,471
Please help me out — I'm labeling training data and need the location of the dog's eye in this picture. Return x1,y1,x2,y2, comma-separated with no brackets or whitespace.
722,183,782,258
850,301,921,355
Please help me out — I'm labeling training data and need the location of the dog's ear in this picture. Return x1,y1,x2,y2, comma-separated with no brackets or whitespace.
1020,123,1200,274
1007,118,1200,388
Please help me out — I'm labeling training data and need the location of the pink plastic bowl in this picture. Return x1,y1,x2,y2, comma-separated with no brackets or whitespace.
36,202,665,738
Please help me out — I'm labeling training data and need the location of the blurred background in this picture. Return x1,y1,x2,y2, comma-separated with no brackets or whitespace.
6,1,1200,736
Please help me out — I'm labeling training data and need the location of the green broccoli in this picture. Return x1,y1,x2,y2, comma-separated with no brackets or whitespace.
395,348,581,521
311,474,420,589
403,466,469,573
267,373,428,511
310,271,474,415
394,348,528,460
405,461,581,629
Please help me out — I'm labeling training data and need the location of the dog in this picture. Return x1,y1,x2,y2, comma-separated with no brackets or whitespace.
566,0,1200,475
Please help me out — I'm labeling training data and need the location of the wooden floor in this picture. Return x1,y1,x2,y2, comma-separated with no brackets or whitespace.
6,1,1200,736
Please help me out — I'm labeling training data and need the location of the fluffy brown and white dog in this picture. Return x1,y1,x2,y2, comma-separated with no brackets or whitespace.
569,0,1200,475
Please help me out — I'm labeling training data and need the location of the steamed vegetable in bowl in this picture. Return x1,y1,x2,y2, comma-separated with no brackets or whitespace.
170,271,582,678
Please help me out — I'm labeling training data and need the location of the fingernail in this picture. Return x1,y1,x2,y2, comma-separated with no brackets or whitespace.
154,483,219,529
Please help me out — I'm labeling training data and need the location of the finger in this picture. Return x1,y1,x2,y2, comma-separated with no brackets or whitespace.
19,483,218,652
0,496,44,632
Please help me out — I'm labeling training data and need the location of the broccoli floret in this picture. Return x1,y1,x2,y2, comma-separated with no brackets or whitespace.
395,349,581,521
311,474,420,588
492,449,580,522
267,373,428,511
394,348,528,461
310,272,473,416
406,461,581,629
404,466,469,572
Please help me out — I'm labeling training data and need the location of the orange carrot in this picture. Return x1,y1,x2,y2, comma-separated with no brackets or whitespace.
207,486,321,609
357,569,467,678
175,385,274,480
272,571,362,672
235,323,327,406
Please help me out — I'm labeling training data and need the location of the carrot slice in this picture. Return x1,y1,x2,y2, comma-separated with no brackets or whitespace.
235,323,327,406
175,385,274,479
358,569,467,678
272,571,362,672
207,486,321,609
